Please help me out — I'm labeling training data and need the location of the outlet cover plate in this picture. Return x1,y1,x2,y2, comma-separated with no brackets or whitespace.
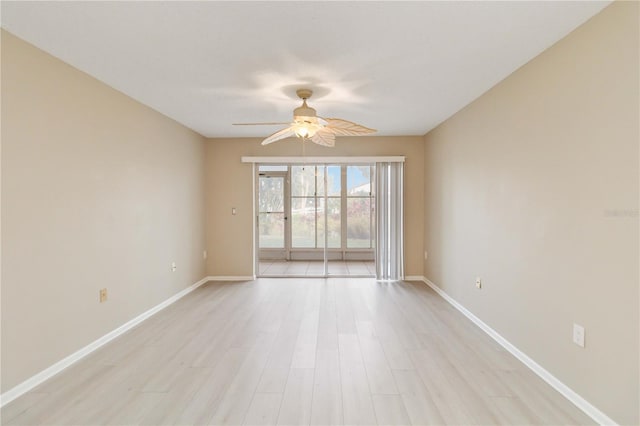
573,323,585,347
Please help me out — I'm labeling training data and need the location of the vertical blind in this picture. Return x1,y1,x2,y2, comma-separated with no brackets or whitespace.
375,162,404,281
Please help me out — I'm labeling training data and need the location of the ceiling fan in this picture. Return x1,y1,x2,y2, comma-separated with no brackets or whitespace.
233,89,376,146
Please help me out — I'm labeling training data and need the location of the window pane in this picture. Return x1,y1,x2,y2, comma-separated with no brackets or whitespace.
347,198,371,248
291,197,313,212
259,177,284,212
316,198,325,248
292,197,315,248
291,166,316,197
347,166,371,195
327,197,341,248
327,165,341,196
371,165,376,196
316,166,325,196
314,198,341,249
259,212,284,248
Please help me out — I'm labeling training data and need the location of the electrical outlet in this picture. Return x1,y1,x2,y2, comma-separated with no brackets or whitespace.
424,251,428,260
171,262,177,272
99,288,108,303
232,207,237,215
573,323,585,347
203,250,208,259
475,277,482,289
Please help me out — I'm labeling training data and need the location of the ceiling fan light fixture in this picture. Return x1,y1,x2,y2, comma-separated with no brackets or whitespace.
293,116,321,138
240,88,376,146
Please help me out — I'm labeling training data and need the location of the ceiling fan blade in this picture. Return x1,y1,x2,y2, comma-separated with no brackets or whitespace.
262,126,296,145
233,122,290,126
310,128,335,147
322,118,377,136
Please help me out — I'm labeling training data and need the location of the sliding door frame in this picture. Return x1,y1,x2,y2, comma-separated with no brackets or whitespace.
247,156,405,278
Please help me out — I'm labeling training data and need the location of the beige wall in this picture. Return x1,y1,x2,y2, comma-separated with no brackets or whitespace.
1,31,207,392
205,137,424,277
423,3,638,424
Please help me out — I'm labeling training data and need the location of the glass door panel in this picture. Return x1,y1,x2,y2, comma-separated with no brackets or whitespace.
346,198,371,248
289,165,326,275
258,174,286,259
330,165,375,276
326,197,341,248
259,212,284,248
291,197,315,248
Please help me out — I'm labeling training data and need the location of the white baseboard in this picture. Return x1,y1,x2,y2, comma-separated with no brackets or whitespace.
0,276,210,407
417,276,616,426
404,275,424,282
207,275,256,281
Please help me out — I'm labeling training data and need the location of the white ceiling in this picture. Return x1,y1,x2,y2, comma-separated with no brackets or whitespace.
1,1,610,138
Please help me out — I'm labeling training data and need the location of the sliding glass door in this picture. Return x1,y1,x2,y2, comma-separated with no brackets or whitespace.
256,163,376,277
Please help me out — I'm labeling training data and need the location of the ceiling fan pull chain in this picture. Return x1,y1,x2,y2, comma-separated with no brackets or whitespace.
302,137,307,164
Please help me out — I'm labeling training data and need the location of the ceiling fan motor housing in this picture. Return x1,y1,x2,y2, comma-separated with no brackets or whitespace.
293,89,318,121
294,101,317,121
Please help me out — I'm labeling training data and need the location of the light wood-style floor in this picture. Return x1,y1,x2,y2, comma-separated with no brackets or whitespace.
2,278,593,425
259,261,375,277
